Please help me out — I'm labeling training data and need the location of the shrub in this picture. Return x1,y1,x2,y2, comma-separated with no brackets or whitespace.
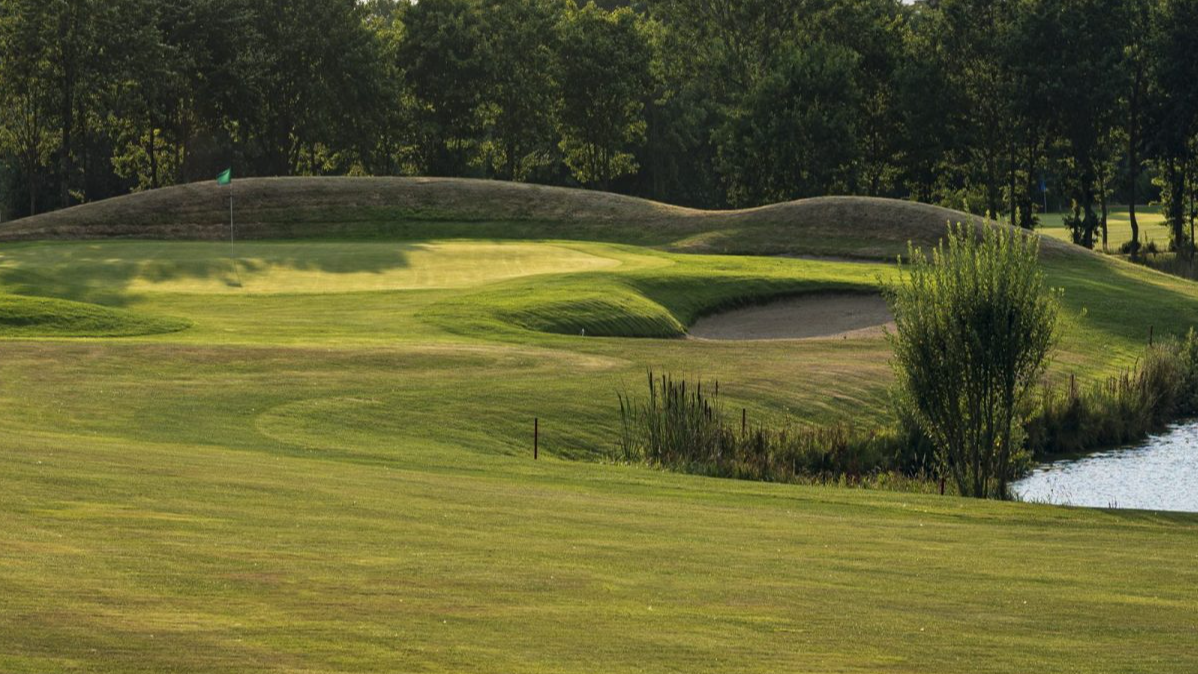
884,223,1060,499
1175,328,1198,415
1119,239,1141,255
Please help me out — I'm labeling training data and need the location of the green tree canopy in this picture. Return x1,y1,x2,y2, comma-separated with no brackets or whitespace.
715,41,861,206
555,2,654,189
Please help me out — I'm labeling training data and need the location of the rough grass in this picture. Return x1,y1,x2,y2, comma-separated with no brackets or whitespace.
1,181,1196,672
0,176,1079,260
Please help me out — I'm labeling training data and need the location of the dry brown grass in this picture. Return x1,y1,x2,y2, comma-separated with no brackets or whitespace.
0,176,1081,260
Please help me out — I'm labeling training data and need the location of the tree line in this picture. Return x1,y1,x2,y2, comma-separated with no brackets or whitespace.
2,0,1197,252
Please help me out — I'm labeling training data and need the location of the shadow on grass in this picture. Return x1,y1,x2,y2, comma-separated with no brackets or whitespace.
0,241,417,306
1096,509,1198,526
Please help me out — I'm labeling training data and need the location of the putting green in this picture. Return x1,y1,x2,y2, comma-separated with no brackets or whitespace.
0,240,629,296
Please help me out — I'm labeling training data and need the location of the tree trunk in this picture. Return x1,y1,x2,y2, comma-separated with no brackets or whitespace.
1189,157,1196,255
1099,173,1108,252
988,155,1001,221
1008,140,1017,227
1167,158,1187,255
1128,76,1141,249
149,125,159,189
1082,179,1097,249
1022,138,1037,229
79,96,90,201
58,2,76,209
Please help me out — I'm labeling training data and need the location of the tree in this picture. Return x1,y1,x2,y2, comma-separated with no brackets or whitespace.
811,0,905,197
714,41,861,206
937,0,1017,221
400,0,489,176
240,0,383,176
1004,0,1063,230
106,0,186,191
893,7,956,204
555,2,654,189
0,0,58,216
479,0,564,181
1050,0,1125,249
140,0,262,185
629,8,721,206
1148,0,1198,254
885,222,1059,499
643,0,811,207
1121,0,1154,251
651,0,804,101
360,1,421,176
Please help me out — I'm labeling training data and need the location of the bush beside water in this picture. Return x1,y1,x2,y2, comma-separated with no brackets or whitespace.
1026,331,1198,458
616,331,1198,493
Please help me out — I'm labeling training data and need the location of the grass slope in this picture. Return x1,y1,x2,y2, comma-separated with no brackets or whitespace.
0,293,188,337
1,180,1196,672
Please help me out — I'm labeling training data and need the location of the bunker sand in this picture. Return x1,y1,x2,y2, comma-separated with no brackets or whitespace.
689,293,894,340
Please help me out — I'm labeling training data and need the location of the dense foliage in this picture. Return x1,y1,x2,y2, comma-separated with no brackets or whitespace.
2,0,1197,251
885,224,1059,498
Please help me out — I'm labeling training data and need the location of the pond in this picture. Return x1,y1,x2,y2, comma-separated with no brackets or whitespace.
1011,422,1198,513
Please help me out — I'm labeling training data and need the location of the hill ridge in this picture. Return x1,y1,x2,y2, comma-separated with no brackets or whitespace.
0,176,1077,260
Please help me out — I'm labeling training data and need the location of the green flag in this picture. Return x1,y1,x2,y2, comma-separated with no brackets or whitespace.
217,168,232,186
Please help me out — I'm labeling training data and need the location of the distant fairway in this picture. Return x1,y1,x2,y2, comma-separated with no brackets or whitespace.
1,179,1196,673
1038,205,1170,249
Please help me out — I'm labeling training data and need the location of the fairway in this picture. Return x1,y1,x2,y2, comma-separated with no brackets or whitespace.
2,181,1197,672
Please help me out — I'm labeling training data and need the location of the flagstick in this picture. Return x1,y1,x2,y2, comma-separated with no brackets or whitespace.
229,182,242,287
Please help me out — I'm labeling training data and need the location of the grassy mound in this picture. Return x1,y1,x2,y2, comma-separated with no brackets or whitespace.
0,294,189,337
0,177,1078,260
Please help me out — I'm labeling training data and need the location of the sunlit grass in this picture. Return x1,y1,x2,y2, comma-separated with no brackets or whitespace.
1038,205,1169,250
1,232,1197,672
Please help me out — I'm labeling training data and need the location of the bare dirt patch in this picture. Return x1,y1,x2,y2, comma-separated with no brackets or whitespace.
689,293,893,341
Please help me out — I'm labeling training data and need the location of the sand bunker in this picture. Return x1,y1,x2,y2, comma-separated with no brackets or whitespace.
689,293,893,341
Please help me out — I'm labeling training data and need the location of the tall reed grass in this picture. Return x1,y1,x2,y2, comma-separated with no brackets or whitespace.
616,371,925,486
616,331,1198,494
